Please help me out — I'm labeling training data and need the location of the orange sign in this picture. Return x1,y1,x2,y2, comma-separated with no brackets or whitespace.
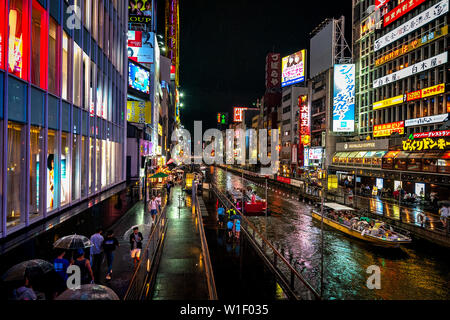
373,121,404,137
407,83,445,101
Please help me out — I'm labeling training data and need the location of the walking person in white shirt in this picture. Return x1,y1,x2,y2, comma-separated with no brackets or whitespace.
90,228,104,284
155,193,162,213
149,196,158,223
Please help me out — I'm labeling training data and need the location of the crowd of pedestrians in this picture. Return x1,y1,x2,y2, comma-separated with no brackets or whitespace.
216,204,241,241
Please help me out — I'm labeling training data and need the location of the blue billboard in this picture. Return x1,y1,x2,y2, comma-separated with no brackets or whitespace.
333,64,355,132
128,60,150,95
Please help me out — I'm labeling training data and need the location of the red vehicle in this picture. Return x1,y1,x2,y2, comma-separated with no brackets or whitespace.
227,189,269,216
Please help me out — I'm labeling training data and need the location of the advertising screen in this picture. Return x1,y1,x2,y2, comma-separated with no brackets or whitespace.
128,0,153,25
127,101,151,124
128,60,150,94
127,30,154,64
333,64,355,132
281,50,306,87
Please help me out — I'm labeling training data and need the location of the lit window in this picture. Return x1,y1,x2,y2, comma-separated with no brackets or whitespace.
8,0,29,80
31,0,48,89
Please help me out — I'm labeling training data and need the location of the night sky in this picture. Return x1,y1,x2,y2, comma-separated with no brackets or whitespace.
175,0,353,134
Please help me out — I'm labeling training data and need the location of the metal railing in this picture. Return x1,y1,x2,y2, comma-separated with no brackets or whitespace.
193,185,218,300
211,183,321,300
124,190,168,300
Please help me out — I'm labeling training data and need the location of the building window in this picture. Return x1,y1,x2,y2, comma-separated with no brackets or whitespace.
89,136,94,193
61,131,70,206
81,135,87,197
7,121,26,229
98,0,103,48
72,107,81,201
0,0,5,69
91,0,97,41
47,129,58,212
83,52,90,110
48,17,60,96
83,0,91,31
8,0,29,80
30,87,45,219
31,0,48,89
62,31,70,101
73,42,82,106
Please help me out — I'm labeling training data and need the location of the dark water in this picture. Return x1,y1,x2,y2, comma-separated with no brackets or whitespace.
213,167,450,300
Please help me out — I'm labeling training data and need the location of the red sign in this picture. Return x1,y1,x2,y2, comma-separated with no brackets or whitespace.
413,130,450,139
277,176,291,184
299,95,310,146
265,53,281,90
383,0,426,27
407,83,445,102
233,107,248,123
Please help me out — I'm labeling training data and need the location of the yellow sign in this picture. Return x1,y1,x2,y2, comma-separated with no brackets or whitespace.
402,137,450,151
375,25,448,67
328,175,338,190
373,121,404,137
158,124,163,136
127,101,151,124
373,95,404,110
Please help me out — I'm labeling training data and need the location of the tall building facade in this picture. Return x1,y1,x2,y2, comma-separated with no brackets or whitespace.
0,0,128,238
334,0,450,199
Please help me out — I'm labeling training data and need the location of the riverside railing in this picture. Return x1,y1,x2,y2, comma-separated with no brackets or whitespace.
211,183,321,300
124,190,168,300
192,187,218,300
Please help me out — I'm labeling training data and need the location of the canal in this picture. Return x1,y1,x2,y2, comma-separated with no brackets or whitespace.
212,166,450,300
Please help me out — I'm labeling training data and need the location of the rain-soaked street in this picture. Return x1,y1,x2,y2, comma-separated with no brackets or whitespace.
212,166,450,300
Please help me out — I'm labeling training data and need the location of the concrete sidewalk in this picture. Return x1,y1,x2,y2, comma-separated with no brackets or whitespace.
151,186,210,300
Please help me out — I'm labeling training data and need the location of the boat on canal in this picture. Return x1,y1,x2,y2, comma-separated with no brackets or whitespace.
226,188,268,216
311,203,412,248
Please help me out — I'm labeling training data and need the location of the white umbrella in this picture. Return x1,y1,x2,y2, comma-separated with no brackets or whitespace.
123,224,153,241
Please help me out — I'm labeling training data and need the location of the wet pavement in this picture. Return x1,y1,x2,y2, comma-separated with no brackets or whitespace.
151,186,210,300
212,167,450,300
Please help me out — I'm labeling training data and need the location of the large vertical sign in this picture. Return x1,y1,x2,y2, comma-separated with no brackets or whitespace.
333,64,355,132
298,95,310,167
233,107,248,123
265,53,281,90
281,50,306,87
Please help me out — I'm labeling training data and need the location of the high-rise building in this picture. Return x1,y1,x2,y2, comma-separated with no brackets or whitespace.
0,0,128,238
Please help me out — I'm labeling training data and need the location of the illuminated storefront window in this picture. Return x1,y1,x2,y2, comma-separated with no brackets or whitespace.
31,0,48,89
96,136,101,191
47,96,59,212
83,53,90,110
8,0,29,80
0,0,5,69
62,31,69,101
101,139,106,188
61,102,71,206
30,88,45,219
72,107,81,201
89,137,94,193
48,17,60,96
7,121,26,229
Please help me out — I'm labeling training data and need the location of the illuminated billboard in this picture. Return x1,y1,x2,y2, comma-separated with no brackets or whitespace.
373,121,404,137
127,31,154,64
233,107,248,123
281,50,306,87
298,95,310,146
383,0,426,27
127,101,152,124
373,95,404,110
128,60,150,94
333,64,355,132
374,0,449,51
128,0,153,25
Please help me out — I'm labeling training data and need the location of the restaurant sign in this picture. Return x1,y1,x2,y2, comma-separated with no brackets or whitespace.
373,121,404,137
402,136,450,151
413,130,450,139
336,139,389,152
404,113,448,127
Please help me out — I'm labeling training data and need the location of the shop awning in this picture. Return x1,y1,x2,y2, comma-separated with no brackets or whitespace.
355,151,367,158
373,151,387,158
347,151,360,158
441,151,450,159
395,151,409,159
383,151,399,159
363,151,376,158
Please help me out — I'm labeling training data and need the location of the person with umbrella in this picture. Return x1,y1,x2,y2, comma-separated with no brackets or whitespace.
13,275,37,300
53,249,70,294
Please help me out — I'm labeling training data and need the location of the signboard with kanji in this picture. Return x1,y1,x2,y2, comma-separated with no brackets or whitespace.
233,107,248,123
373,121,404,137
265,53,281,90
402,137,450,151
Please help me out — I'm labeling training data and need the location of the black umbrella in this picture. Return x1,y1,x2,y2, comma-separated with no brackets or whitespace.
2,259,54,282
55,284,120,300
53,234,92,250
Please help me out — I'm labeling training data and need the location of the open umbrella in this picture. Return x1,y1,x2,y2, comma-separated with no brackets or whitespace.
123,224,153,241
55,284,120,300
2,259,54,282
53,234,92,250
149,172,169,179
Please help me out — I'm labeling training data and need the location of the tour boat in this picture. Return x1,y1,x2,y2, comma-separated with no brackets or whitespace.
226,189,268,216
311,202,411,248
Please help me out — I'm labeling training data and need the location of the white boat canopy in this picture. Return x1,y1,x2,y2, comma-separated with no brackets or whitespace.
323,203,355,211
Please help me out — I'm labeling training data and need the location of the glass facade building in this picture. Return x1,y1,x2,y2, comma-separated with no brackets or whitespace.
0,0,128,238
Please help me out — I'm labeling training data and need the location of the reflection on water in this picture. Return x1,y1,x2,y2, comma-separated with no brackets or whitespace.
213,167,450,300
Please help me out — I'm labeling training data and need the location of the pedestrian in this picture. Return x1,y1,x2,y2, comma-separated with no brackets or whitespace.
155,193,162,213
166,181,172,199
417,212,426,228
72,249,95,285
103,230,119,280
227,219,234,239
439,204,448,228
53,249,70,293
13,275,37,300
90,228,104,284
217,205,225,227
149,196,158,222
130,227,143,269
234,219,241,239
